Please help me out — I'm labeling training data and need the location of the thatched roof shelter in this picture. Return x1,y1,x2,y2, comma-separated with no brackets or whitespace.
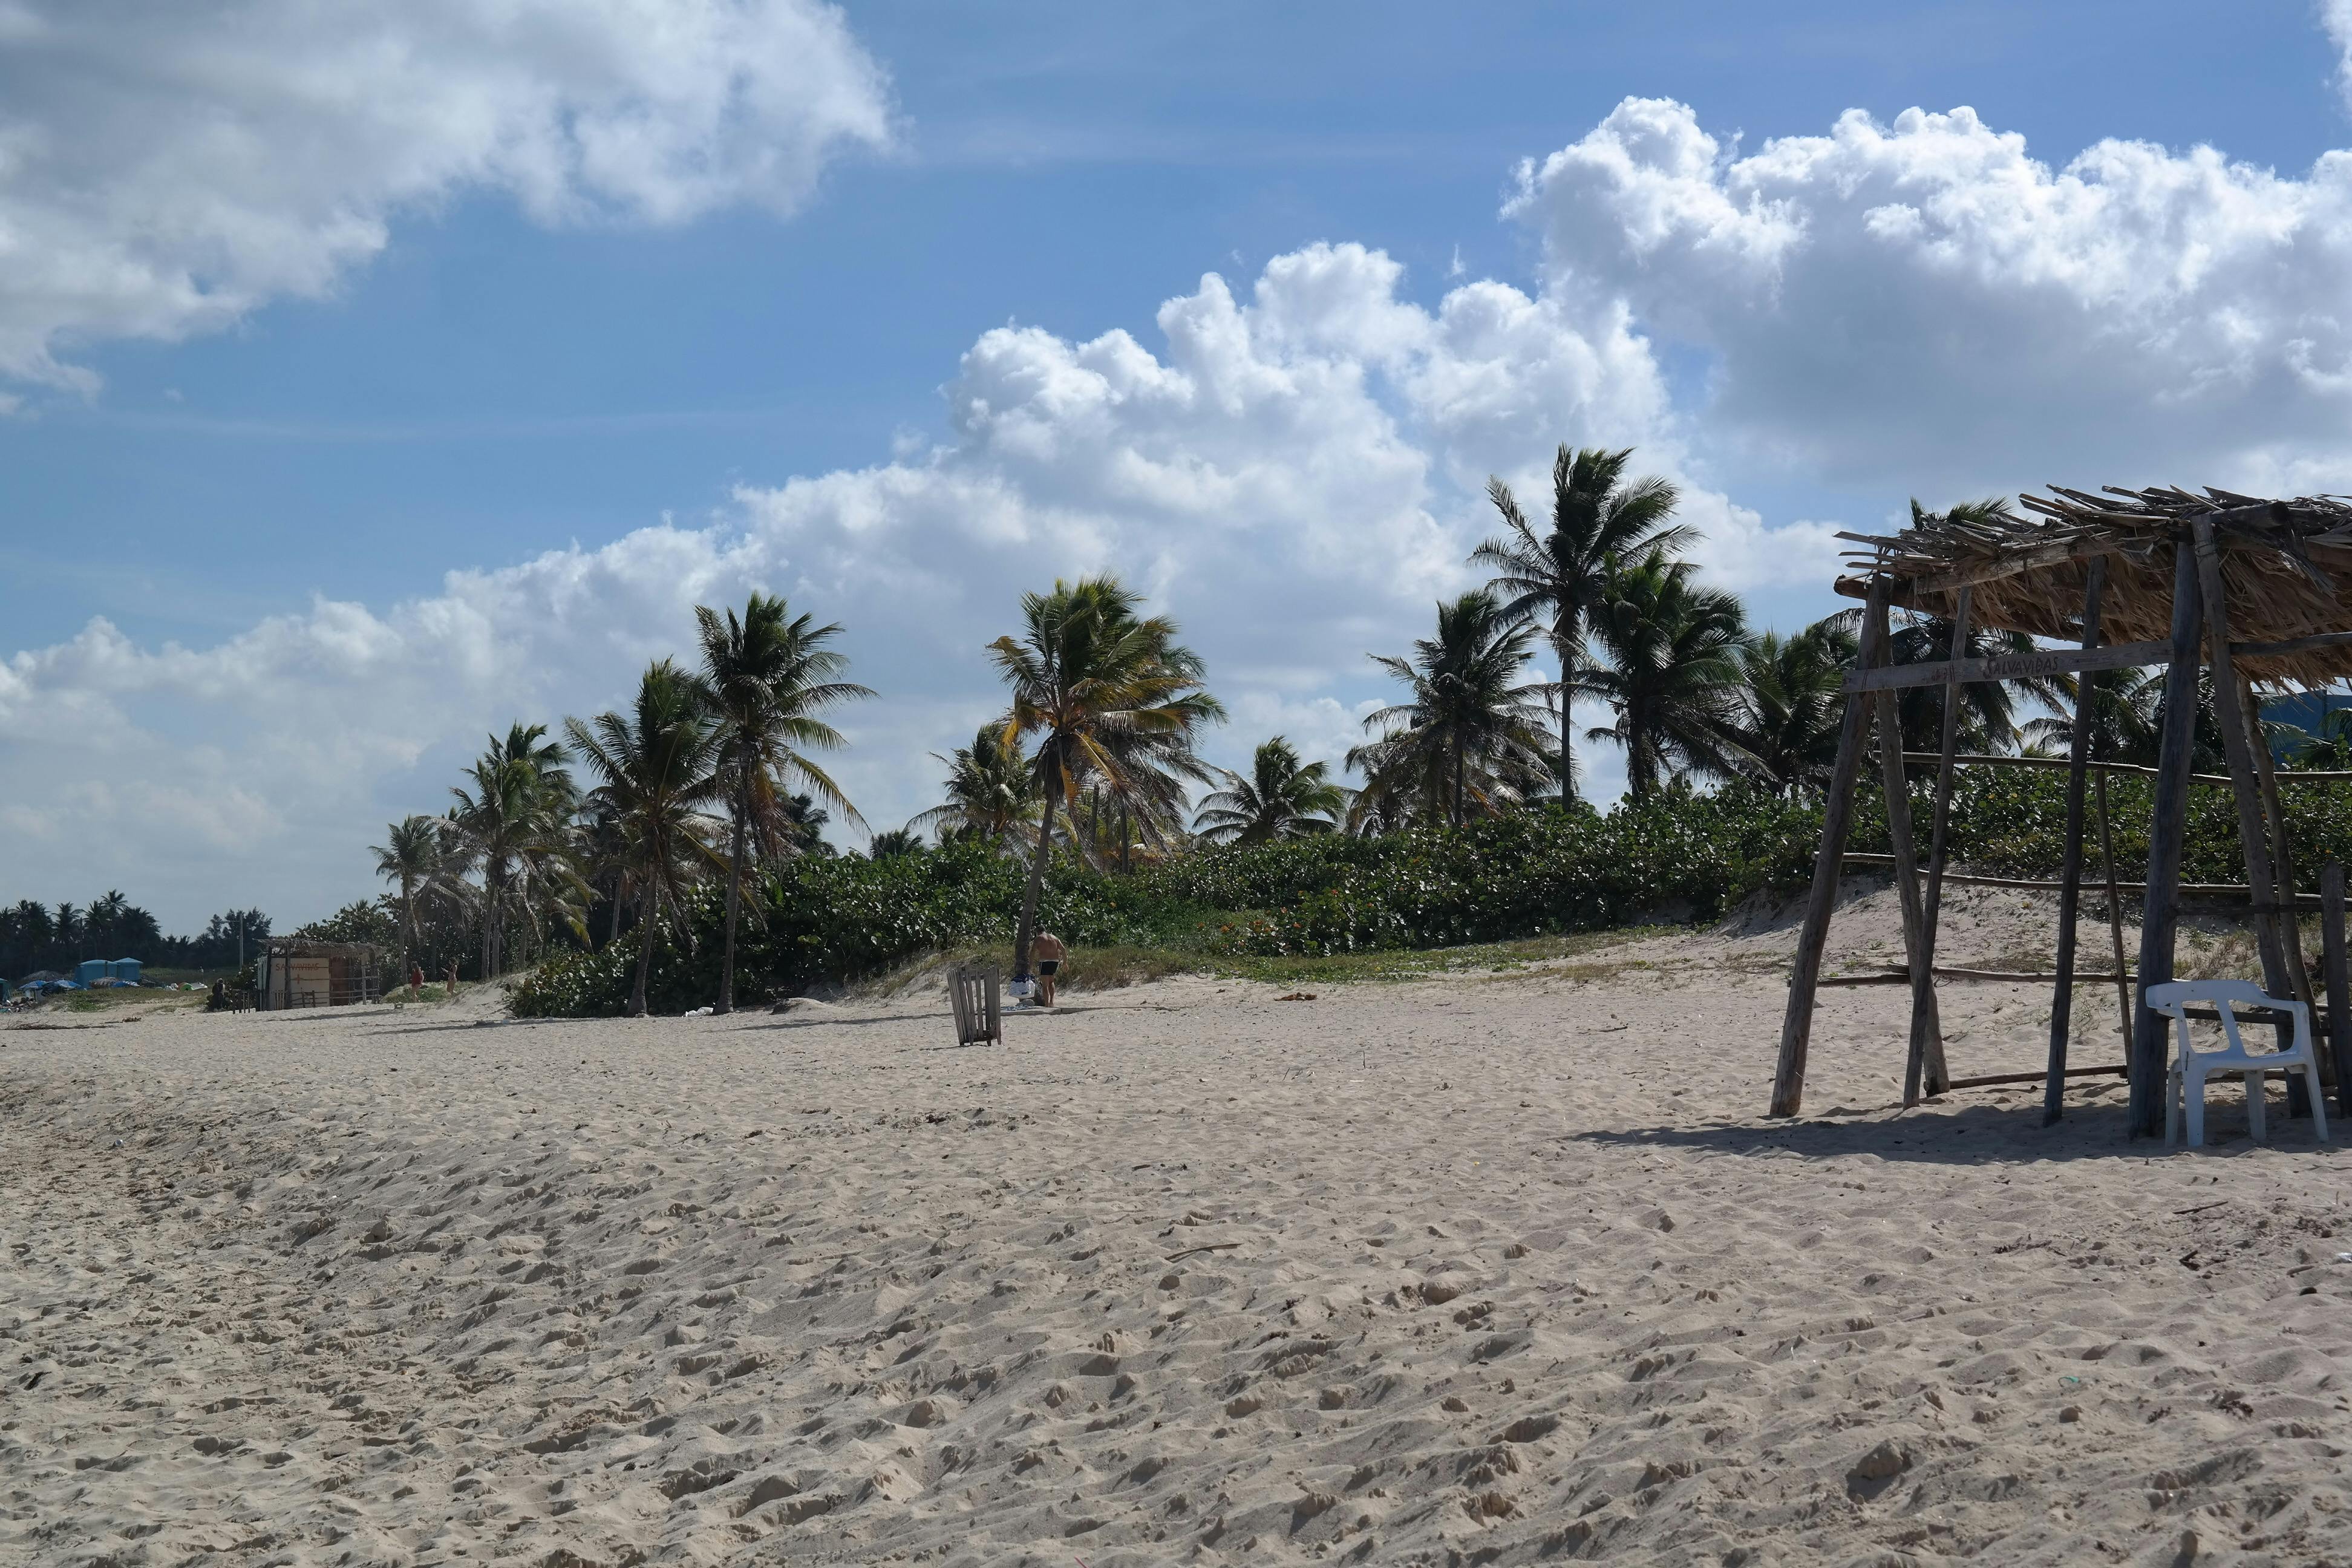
1774,483,2352,1140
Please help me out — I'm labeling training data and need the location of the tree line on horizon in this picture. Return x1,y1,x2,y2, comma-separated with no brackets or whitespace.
301,443,2333,1011
0,898,269,982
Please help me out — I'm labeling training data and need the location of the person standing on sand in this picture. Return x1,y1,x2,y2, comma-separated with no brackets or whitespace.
1032,930,1067,1007
445,958,460,999
409,958,425,1000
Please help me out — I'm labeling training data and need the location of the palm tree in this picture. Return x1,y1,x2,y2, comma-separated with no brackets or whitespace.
991,577,1223,976
694,593,872,1016
1824,502,2071,753
2287,702,2352,769
445,723,580,979
910,724,1037,850
1584,549,1751,803
2024,665,2165,763
1472,446,1688,805
373,815,453,965
1733,619,1856,794
1194,737,1347,844
565,661,727,1017
866,828,924,860
1349,590,1552,829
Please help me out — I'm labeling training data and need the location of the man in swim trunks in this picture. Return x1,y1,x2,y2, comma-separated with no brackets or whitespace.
1033,930,1067,1007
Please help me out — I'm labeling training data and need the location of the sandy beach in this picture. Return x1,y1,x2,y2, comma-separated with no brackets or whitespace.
5,886,2350,1567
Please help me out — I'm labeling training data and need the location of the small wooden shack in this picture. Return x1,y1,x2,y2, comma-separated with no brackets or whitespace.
1774,485,2352,1135
258,939,383,1010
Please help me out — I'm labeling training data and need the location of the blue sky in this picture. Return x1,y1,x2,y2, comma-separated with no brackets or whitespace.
4,1,2351,929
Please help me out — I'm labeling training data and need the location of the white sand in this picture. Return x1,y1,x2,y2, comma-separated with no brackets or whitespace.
4,886,2350,1567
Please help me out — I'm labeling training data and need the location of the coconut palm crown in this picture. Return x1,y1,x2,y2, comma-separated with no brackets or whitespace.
1349,589,1552,829
693,593,871,1014
1472,445,1688,804
990,577,1223,976
1194,737,1347,844
564,660,727,1017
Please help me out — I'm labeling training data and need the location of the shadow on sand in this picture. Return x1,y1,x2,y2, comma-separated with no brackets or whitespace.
1569,1094,2345,1167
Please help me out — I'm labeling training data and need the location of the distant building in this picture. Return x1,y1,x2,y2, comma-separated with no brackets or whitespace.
258,939,382,1009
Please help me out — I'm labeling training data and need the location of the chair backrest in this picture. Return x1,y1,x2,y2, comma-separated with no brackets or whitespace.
949,964,1001,1046
2143,978,2307,1056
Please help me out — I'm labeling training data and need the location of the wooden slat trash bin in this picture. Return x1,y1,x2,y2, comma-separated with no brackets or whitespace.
949,964,1002,1048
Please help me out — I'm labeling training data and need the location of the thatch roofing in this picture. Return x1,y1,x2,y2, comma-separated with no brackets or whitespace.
1833,486,2352,687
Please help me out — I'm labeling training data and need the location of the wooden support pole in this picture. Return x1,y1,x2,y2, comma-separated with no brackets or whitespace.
1912,587,1970,1105
1772,580,1888,1118
2190,518,2302,1112
2247,675,2315,1117
1899,750,2352,787
2095,771,2134,1067
1872,596,1947,1105
1846,638,2169,694
2132,541,2203,1138
2045,560,2105,1125
2324,863,2352,1118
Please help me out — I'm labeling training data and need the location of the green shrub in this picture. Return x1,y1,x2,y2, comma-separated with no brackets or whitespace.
509,770,2352,1014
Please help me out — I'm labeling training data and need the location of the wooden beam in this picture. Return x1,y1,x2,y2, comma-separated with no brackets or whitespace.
2248,673,2316,1117
1821,967,2132,987
1898,750,2352,786
2133,541,2203,1139
2325,863,2352,1118
1873,595,1948,1106
1912,587,1970,1104
1950,1065,2128,1091
1844,639,2169,695
1910,538,2126,597
2192,517,2302,1112
1837,853,2318,905
2095,772,2135,1077
2047,561,2104,1126
1772,581,1884,1118
2229,628,2352,662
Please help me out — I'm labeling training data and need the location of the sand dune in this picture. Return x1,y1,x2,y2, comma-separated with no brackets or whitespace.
4,887,2349,1566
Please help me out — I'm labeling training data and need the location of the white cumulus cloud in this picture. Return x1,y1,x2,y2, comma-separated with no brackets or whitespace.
0,0,892,395
1512,95,2352,497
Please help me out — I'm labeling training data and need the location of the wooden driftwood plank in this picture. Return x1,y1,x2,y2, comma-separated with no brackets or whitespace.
2047,562,2103,1126
2096,772,2135,1069
2132,542,2204,1140
1871,592,1947,1105
2192,517,2302,1111
1843,639,2171,694
1896,750,2352,785
1950,1065,2128,1091
1913,587,1971,1104
1772,581,1886,1119
2325,863,2352,1117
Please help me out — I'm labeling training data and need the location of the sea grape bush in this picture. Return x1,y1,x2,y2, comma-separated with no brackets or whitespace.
511,771,2352,1013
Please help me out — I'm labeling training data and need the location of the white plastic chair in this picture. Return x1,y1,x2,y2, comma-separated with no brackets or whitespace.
2145,979,2331,1149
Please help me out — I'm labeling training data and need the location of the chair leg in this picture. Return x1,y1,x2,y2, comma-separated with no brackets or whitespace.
2187,1067,2207,1149
2166,1063,2182,1148
2307,1060,2331,1143
2247,1068,2267,1145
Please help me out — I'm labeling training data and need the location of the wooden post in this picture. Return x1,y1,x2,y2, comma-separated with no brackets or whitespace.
2324,863,2352,1117
2044,560,2106,1125
2132,541,2203,1138
2190,518,2302,1121
2095,770,2134,1060
1872,596,1947,1105
1772,578,1890,1117
2247,675,2314,1115
1912,587,1970,1103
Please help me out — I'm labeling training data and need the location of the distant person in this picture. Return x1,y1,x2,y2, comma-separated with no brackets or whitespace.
408,958,425,999
445,959,460,998
1033,930,1067,1007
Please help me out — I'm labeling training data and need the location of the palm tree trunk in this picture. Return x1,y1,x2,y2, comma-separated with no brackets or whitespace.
716,762,750,1016
1452,744,1466,829
631,894,656,1017
1013,784,1059,976
1558,612,1577,806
